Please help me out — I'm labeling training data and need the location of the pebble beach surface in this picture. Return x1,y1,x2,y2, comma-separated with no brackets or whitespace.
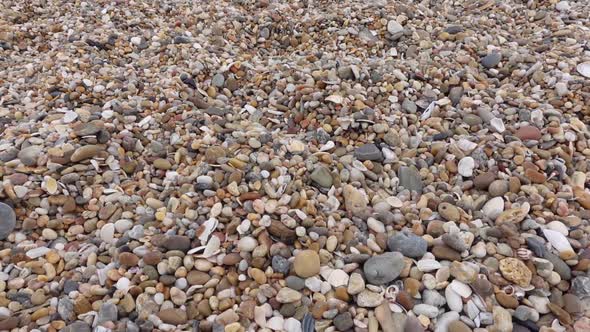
1,0,590,331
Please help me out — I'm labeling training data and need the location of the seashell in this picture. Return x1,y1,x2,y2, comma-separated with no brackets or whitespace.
421,101,435,120
450,280,472,298
417,259,442,272
197,218,218,243
542,228,576,260
577,62,590,78
202,235,220,258
325,94,343,104
457,139,478,151
516,248,532,260
320,141,335,151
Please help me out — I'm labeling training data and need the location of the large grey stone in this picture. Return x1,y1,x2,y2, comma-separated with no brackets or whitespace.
398,166,423,193
363,252,405,285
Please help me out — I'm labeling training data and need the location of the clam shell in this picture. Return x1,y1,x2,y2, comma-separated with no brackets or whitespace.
577,62,590,78
326,94,343,104
450,280,472,298
542,228,575,258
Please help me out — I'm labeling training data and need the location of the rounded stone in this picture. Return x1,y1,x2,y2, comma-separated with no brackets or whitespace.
293,250,321,278
0,203,16,240
363,252,405,285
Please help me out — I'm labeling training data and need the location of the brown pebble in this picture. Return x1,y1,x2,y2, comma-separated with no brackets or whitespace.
432,245,462,261
515,126,542,141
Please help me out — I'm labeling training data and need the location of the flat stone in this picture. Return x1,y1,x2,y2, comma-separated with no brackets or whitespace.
481,52,502,68
157,308,188,325
363,252,405,285
398,166,423,193
70,145,105,162
310,166,333,188
355,143,383,161
387,232,427,258
18,145,42,166
0,202,16,240
515,125,542,141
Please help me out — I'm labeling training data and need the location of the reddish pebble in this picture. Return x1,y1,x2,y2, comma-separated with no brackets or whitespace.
515,126,542,140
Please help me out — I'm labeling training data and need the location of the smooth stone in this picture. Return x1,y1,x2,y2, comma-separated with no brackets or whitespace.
434,312,460,332
458,157,475,177
97,302,118,323
157,308,188,325
333,312,354,331
70,145,104,162
413,304,439,318
276,288,302,303
562,293,582,314
374,303,397,332
441,233,467,252
293,250,321,278
310,166,333,188
355,143,383,161
0,203,16,240
62,321,91,332
387,20,404,40
474,172,496,190
18,145,42,166
347,272,365,295
448,320,471,332
488,180,509,197
482,197,504,220
402,99,417,114
481,52,502,68
432,246,461,261
543,252,571,280
398,166,423,193
387,232,427,258
363,252,405,285
286,276,305,291
515,126,542,141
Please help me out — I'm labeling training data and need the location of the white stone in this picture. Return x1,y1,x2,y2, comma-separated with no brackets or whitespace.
305,276,322,292
445,286,463,312
26,247,51,259
434,311,460,332
367,217,385,233
347,273,365,295
556,1,570,11
490,118,505,133
283,317,302,332
413,304,439,318
237,237,257,251
114,219,133,233
130,37,142,45
482,197,504,220
528,295,550,314
555,82,568,96
577,62,590,78
328,269,349,288
116,277,130,291
417,259,442,272
100,223,115,243
449,280,472,298
458,157,475,177
267,316,284,331
546,220,569,236
387,20,404,40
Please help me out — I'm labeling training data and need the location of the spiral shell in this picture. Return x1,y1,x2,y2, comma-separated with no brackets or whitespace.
517,248,533,260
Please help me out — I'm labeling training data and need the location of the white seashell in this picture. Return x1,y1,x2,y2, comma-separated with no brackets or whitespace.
202,236,220,258
458,157,475,177
198,218,218,243
543,229,575,257
577,62,590,78
545,221,569,236
421,101,435,120
386,196,403,208
326,95,343,104
445,286,463,312
450,280,472,298
417,259,442,272
457,139,478,151
320,141,335,151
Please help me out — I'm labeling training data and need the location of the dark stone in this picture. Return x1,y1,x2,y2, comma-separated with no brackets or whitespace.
333,312,354,331
354,143,383,161
272,255,290,275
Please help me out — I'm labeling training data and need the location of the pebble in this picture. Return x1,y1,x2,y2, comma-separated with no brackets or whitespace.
387,232,427,258
363,252,405,285
0,2,588,331
293,250,321,278
0,203,16,240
